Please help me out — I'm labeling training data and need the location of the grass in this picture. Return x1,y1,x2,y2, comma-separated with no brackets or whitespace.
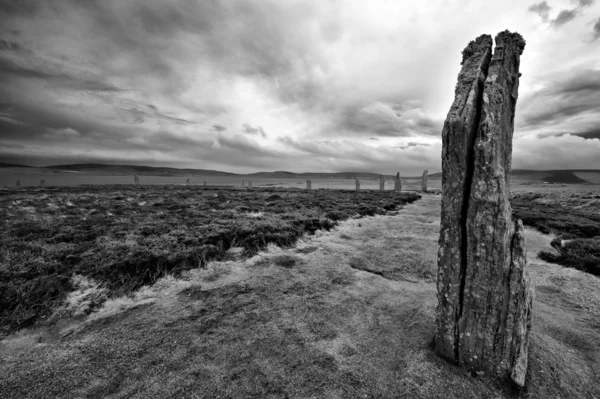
0,185,419,336
512,191,600,276
1,194,599,398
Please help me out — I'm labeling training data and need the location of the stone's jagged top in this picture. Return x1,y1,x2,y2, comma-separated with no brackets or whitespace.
495,30,526,54
461,34,492,65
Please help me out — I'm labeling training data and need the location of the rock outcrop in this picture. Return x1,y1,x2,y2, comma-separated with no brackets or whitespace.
436,31,533,387
421,170,428,192
394,172,402,191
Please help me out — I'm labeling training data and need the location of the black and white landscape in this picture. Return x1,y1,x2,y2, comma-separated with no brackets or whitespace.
1,1,599,398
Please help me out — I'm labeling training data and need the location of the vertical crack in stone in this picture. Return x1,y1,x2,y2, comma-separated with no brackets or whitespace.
455,56,489,361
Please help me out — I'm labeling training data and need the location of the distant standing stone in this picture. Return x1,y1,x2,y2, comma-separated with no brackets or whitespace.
241,180,245,187
39,180,45,187
203,181,207,187
16,180,20,187
186,178,190,185
421,170,428,192
355,177,360,191
248,180,252,188
380,175,385,191
134,174,139,185
306,179,312,190
394,172,402,191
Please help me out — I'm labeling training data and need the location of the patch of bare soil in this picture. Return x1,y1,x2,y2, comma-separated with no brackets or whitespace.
1,194,599,398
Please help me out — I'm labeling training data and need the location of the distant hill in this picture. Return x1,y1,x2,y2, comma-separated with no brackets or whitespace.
1,162,598,183
45,163,235,177
0,162,32,168
541,170,591,184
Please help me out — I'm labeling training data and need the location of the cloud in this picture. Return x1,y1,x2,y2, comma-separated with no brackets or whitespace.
336,101,441,137
518,68,600,129
242,124,267,138
551,9,578,26
528,2,552,21
513,134,600,170
538,127,600,140
573,0,595,7
594,18,600,40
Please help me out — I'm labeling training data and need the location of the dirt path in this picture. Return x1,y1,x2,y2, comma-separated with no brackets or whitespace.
1,194,599,398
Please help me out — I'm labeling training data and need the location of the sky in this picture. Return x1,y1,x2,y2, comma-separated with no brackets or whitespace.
0,0,599,174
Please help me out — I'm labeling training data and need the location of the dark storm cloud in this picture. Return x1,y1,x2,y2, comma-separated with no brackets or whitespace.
573,0,595,7
528,2,552,21
242,124,267,138
337,102,441,137
0,49,120,92
593,18,600,40
394,142,432,149
551,9,578,26
519,69,600,128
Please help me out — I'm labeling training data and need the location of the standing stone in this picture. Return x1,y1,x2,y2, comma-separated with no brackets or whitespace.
241,180,245,187
203,181,207,187
134,174,139,185
16,180,20,187
39,180,45,187
186,178,190,186
307,179,312,190
421,170,428,192
394,172,402,191
379,175,385,191
355,177,360,191
436,31,533,387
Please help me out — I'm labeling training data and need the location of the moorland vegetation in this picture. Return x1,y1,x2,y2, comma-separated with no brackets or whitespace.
512,191,600,276
0,185,419,336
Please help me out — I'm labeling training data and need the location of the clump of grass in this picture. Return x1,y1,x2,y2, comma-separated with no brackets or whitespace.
539,238,600,276
272,255,301,268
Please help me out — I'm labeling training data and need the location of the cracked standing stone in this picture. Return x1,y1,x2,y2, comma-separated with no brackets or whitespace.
436,31,533,387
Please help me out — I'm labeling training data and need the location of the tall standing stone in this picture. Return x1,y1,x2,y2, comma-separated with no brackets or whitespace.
379,175,385,191
355,177,360,191
241,180,245,187
203,181,207,187
307,179,312,190
248,180,252,188
186,178,190,186
16,180,20,187
134,174,139,185
436,31,533,387
421,170,428,192
394,172,402,191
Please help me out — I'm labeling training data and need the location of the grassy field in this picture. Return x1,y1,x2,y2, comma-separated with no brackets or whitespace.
1,193,599,398
0,185,419,336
